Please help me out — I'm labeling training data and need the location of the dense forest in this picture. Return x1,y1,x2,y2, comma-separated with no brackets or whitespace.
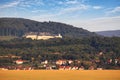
0,37,120,69
0,18,97,38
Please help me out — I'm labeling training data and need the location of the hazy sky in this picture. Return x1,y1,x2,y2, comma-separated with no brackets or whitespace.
0,0,120,31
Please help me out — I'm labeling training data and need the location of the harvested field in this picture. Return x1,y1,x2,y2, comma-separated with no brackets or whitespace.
0,70,120,80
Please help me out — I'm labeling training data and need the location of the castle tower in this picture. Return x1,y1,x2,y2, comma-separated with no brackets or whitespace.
58,34,62,38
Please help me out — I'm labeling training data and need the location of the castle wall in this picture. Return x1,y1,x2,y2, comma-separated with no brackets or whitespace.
37,36,55,40
25,33,62,40
26,35,37,40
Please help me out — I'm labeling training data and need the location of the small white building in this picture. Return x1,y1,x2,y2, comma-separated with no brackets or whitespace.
97,68,103,70
41,60,48,64
72,66,78,70
68,60,73,64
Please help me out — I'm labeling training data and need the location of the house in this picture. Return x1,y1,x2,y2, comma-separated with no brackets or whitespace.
56,60,66,65
72,66,78,70
115,59,118,64
46,66,52,70
88,66,94,70
41,60,48,64
79,66,85,70
59,66,65,70
24,66,32,70
16,60,23,64
65,66,71,70
99,52,103,56
107,59,112,64
97,68,103,70
68,60,73,64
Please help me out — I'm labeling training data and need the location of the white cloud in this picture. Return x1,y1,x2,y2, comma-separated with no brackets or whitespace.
29,1,89,24
111,7,120,13
58,0,86,5
30,4,89,22
59,4,88,15
62,6,85,12
93,6,102,9
18,0,44,8
31,10,46,13
106,6,120,15
0,0,44,9
0,0,20,9
66,0,79,4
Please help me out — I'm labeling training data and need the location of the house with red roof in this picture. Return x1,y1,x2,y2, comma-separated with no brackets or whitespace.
65,66,71,70
16,60,24,64
59,66,65,70
56,60,66,65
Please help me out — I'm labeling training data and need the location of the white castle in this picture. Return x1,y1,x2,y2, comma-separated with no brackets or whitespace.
24,32,62,40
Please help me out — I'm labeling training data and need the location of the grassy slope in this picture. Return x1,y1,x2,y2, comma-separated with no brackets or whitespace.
0,70,120,80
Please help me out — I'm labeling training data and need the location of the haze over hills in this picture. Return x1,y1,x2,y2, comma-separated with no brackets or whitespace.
0,18,97,38
96,30,120,37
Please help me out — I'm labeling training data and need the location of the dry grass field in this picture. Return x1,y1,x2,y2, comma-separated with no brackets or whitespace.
0,70,120,80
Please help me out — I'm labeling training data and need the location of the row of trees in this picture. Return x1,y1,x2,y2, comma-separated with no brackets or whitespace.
0,28,25,36
0,37,120,57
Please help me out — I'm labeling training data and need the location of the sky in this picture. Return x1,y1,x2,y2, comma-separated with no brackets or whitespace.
0,0,120,32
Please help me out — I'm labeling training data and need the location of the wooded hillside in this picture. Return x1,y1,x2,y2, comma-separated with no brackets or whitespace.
0,18,96,38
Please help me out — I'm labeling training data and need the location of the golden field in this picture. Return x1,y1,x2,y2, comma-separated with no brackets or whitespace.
0,70,120,80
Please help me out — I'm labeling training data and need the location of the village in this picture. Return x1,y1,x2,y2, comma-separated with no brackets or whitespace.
0,54,119,70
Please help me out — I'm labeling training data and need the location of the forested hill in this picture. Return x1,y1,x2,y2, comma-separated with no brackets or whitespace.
0,18,97,38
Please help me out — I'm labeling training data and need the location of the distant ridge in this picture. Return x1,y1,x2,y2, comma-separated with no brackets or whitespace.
0,18,97,38
96,30,120,37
